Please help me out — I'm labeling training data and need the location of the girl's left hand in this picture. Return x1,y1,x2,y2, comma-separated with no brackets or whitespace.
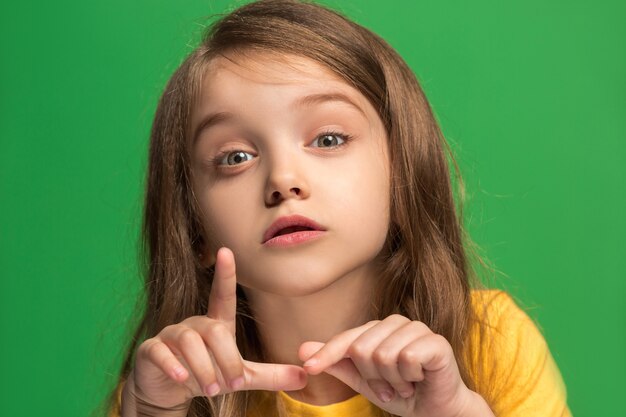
298,314,478,417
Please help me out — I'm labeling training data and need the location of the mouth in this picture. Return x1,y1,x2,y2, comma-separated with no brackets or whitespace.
262,215,326,244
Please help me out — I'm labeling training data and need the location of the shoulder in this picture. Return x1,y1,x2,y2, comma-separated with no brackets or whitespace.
470,289,527,324
469,289,547,349
468,289,572,417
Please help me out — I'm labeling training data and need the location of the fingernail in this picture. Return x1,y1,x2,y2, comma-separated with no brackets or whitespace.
205,382,220,397
399,390,414,398
230,376,245,390
172,367,186,378
378,390,393,403
303,358,319,367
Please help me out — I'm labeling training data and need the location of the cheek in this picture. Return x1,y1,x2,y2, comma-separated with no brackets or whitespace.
361,150,391,240
330,151,391,238
355,175,390,238
199,184,258,251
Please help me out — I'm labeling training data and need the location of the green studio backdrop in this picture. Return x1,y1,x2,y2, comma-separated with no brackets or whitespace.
0,1,624,416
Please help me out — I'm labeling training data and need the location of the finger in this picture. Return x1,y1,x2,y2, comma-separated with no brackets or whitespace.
243,361,307,392
302,316,408,402
138,338,189,382
298,341,325,362
300,348,395,408
207,247,237,332
373,321,433,398
398,334,454,382
202,322,245,390
313,358,382,404
300,321,378,375
343,315,410,403
165,327,220,397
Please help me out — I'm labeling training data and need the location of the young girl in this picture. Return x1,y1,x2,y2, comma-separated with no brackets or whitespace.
108,1,571,416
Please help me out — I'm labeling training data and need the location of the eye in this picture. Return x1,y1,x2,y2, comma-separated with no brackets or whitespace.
311,132,349,148
219,150,255,166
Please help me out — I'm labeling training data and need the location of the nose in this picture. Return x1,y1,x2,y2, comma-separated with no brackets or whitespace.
264,155,310,206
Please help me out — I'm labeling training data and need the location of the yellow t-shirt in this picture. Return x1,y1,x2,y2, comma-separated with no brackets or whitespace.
111,290,572,417
465,290,572,417
248,390,383,417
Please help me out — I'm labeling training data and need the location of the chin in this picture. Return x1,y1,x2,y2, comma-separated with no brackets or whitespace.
237,257,374,298
239,271,337,298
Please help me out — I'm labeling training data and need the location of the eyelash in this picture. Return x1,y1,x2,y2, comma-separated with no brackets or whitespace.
208,130,354,168
313,130,353,149
207,149,254,168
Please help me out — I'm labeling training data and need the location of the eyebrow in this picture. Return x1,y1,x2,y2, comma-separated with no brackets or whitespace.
192,92,366,144
294,92,367,118
192,112,235,144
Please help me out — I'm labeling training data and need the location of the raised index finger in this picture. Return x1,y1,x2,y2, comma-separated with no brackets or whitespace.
207,247,237,331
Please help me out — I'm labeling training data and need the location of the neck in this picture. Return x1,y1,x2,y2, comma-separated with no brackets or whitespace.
242,265,377,405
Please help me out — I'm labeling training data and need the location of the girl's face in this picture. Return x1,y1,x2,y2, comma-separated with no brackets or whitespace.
191,52,390,297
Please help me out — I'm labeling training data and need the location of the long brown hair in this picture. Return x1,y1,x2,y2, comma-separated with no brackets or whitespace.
108,1,499,415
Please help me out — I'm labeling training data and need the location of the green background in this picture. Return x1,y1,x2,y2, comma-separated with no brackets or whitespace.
1,0,624,415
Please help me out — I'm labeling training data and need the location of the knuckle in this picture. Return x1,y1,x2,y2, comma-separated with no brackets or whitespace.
138,338,160,358
178,328,201,345
347,343,368,360
411,320,430,330
372,347,395,366
409,320,430,333
160,324,176,336
146,341,163,357
206,322,231,340
438,336,454,356
182,315,203,327
398,348,419,365
387,314,408,323
431,333,450,348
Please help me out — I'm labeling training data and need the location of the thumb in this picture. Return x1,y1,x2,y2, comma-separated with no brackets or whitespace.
299,341,370,398
243,360,308,392
298,341,324,362
311,358,372,400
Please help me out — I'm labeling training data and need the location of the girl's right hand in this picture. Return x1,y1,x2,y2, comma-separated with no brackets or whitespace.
125,247,308,411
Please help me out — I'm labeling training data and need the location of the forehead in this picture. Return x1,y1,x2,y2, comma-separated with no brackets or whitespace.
192,51,372,117
186,51,384,141
203,51,347,89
